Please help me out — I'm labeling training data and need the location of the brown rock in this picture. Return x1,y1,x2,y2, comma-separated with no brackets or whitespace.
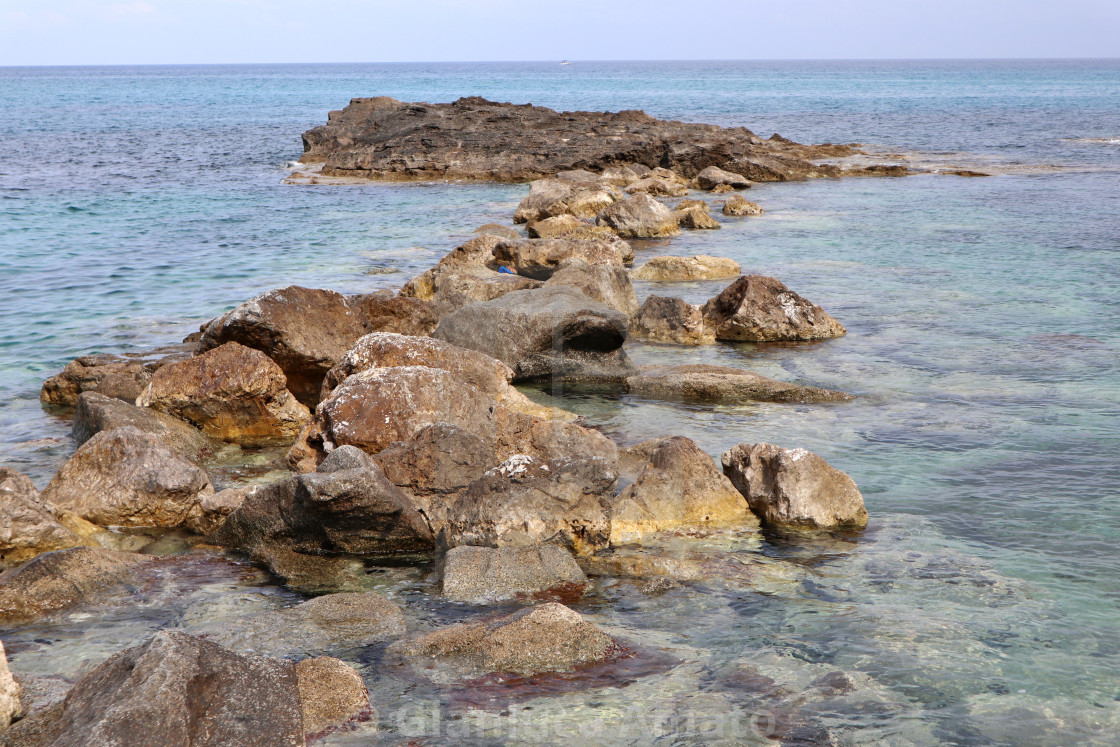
624,176,689,197
607,436,757,544
492,238,629,280
696,165,752,190
187,485,258,535
441,544,587,604
721,443,868,529
722,194,764,216
674,199,710,212
625,364,853,404
297,657,371,737
632,255,741,282
544,260,639,316
701,275,846,342
72,391,222,462
526,214,584,239
674,207,722,230
41,427,214,529
596,193,680,238
0,468,81,566
474,223,520,239
0,641,20,729
512,178,621,224
628,296,713,345
39,345,193,407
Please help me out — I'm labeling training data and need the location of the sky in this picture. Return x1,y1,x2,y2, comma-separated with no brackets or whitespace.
1,0,1118,66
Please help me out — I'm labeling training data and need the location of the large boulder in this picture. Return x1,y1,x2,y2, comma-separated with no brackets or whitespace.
441,544,588,604
138,342,310,446
40,427,214,529
214,453,432,556
387,603,619,681
607,436,757,544
722,194,764,216
526,214,584,239
444,455,615,557
0,547,153,623
491,238,629,280
39,345,194,407
72,392,222,462
701,275,846,342
625,364,853,404
628,296,713,345
632,255,741,282
196,286,439,407
432,286,634,382
0,641,20,730
596,193,680,238
695,165,752,190
721,443,868,529
513,178,621,224
0,469,82,566
543,260,639,316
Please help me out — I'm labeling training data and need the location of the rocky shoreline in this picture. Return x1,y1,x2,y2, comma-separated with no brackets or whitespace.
1,99,882,744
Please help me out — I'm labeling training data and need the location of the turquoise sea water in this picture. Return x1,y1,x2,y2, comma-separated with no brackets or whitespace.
1,60,1119,743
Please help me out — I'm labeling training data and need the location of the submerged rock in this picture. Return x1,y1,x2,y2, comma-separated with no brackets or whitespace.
632,255,741,282
0,468,82,566
433,286,634,382
607,437,757,544
722,443,868,529
39,345,193,407
139,341,310,446
721,193,764,216
628,296,713,345
387,602,620,681
296,657,371,738
441,544,587,604
41,427,214,529
72,391,222,463
701,275,846,342
625,364,853,404
596,193,680,239
695,165,752,190
0,642,20,730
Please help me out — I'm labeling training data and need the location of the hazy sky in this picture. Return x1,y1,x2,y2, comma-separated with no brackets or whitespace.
2,0,1118,66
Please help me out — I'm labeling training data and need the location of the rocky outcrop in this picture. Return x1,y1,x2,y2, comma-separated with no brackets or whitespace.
214,451,433,557
625,364,853,404
72,392,222,462
301,96,853,183
722,194,764,216
0,469,82,566
40,427,214,529
544,260,639,316
628,296,713,345
432,286,634,382
492,238,629,280
702,275,846,342
721,443,868,529
441,544,587,604
138,342,310,446
39,345,193,406
674,206,721,230
0,547,153,623
296,657,371,738
632,255,741,282
196,286,439,407
444,455,615,557
596,193,680,239
695,165,752,190
387,602,620,682
0,641,20,730
607,437,757,544
513,178,622,224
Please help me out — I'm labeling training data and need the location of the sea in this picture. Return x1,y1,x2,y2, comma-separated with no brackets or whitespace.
1,60,1118,744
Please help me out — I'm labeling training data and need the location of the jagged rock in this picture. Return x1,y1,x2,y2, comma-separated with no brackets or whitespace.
695,165,752,190
0,641,20,730
492,238,629,280
41,427,214,529
701,275,846,342
722,194,764,216
399,235,542,309
624,176,689,197
214,455,433,556
432,286,634,382
625,364,853,404
72,392,221,462
606,437,756,544
628,296,713,345
197,286,439,407
138,342,309,446
39,345,193,406
526,214,584,239
441,544,587,603
38,631,304,747
303,97,851,182
387,602,619,681
208,592,406,655
0,468,81,566
0,547,153,623
187,485,258,535
722,443,868,529
544,260,639,316
632,255,740,282
596,193,680,238
444,455,615,557
674,206,721,229
474,223,520,239
297,657,371,737
513,178,621,223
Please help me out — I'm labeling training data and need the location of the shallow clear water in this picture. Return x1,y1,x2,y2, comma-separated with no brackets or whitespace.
1,60,1119,744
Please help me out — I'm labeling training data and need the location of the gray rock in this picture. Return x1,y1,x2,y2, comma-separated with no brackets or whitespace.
72,391,219,462
186,485,258,535
512,178,622,224
0,468,81,566
695,165,752,190
625,364,853,404
596,193,680,238
722,193,765,216
722,443,868,529
544,260,639,316
628,296,713,345
632,255,740,282
317,444,377,473
441,544,588,603
701,274,846,342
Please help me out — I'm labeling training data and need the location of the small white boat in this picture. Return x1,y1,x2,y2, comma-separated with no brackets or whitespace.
560,60,571,65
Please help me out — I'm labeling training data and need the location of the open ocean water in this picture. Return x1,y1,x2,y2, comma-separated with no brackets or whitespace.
1,60,1119,744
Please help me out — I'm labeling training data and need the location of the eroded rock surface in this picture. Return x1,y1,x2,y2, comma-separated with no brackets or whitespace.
72,391,221,462
628,296,713,345
493,238,629,280
441,544,587,604
626,364,853,404
0,469,81,566
722,194,765,216
632,255,741,282
596,193,680,239
702,275,846,342
297,657,371,738
39,346,193,407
